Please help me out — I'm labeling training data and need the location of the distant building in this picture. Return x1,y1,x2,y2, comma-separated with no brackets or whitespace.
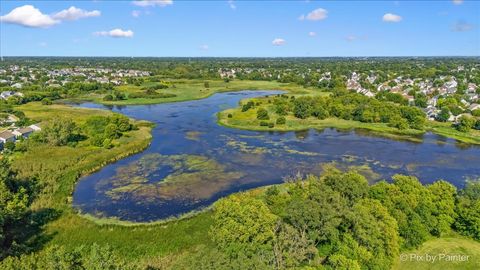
0,130,16,150
12,127,34,139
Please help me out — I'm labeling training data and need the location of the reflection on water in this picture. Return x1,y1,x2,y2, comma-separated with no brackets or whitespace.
73,91,480,222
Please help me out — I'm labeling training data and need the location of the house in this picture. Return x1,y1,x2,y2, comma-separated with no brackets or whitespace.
29,123,42,131
11,83,22,89
0,91,23,100
0,130,16,150
12,127,34,139
469,103,480,112
0,91,13,100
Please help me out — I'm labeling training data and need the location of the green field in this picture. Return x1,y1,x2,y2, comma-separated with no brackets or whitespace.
394,235,480,270
86,79,310,105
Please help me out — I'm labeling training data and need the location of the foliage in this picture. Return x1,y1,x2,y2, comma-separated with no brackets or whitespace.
256,108,270,120
454,181,480,240
456,115,476,132
31,118,80,147
0,159,32,259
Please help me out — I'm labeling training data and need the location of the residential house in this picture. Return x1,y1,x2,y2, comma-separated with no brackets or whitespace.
469,103,480,112
0,130,16,150
12,127,34,139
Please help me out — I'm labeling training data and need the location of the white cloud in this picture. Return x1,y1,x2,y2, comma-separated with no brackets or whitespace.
345,35,357,42
94,28,134,38
272,38,286,46
452,0,464,5
0,5,59,28
299,8,328,21
132,0,173,7
308,31,316,37
39,42,47,47
452,21,474,32
382,13,402,22
132,10,141,17
228,0,236,10
53,6,100,21
200,44,209,50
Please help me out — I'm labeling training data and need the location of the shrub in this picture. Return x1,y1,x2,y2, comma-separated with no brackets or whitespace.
259,121,269,127
276,116,286,125
257,108,270,120
41,98,52,105
103,94,113,101
227,113,233,118
268,122,274,128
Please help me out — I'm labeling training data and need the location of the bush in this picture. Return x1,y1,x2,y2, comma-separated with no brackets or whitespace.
227,113,233,118
259,121,269,127
257,108,270,120
241,101,255,112
103,94,113,101
276,116,286,125
41,98,52,105
268,122,274,128
456,115,476,132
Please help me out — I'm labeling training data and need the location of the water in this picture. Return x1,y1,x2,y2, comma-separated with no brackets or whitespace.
72,91,480,222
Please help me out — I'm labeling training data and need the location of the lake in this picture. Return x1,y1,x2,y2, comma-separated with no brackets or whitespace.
73,91,480,222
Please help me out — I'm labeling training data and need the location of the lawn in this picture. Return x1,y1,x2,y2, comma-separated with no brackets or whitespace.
394,235,480,270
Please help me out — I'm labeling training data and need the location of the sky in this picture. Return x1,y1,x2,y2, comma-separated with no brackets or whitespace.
0,0,479,57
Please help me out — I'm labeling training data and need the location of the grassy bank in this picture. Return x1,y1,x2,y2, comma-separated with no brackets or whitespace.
82,79,309,105
217,94,480,145
217,95,426,143
394,234,480,270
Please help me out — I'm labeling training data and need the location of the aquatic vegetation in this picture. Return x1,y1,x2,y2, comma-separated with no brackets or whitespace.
104,153,245,202
185,131,203,141
222,135,271,154
284,148,321,156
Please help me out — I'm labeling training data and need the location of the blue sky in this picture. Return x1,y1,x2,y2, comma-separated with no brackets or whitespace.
0,0,479,57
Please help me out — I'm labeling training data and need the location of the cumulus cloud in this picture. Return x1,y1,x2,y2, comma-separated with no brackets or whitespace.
382,13,402,22
132,0,173,7
39,42,47,47
452,0,464,5
228,0,236,10
272,38,286,46
52,6,100,21
299,8,328,21
308,31,316,37
0,5,59,28
94,28,134,38
452,21,474,32
200,44,209,50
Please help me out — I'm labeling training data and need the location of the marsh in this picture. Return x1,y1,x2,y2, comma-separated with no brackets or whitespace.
73,91,480,222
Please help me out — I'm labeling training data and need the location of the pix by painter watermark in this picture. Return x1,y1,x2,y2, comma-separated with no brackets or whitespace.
400,252,470,263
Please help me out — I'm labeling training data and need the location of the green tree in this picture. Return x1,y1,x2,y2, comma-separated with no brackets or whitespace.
257,108,270,120
0,159,30,259
456,115,475,132
34,118,79,146
210,193,278,257
454,181,480,240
